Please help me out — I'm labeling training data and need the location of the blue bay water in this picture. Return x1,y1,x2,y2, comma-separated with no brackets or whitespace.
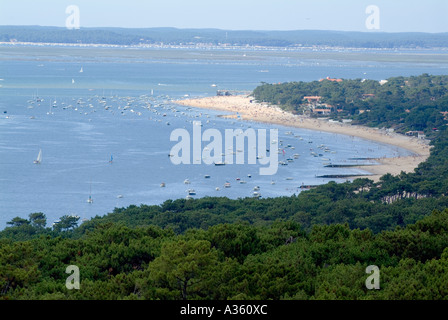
0,45,446,229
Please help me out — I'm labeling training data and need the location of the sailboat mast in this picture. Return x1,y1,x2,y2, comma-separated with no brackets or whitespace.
34,149,42,164
87,180,93,203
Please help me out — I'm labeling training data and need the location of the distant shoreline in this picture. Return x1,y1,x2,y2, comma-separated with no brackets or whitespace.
175,95,432,182
2,41,447,52
2,25,448,51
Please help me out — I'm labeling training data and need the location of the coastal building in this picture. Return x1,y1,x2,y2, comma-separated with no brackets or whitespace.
362,93,375,99
302,96,336,115
319,76,343,82
303,96,322,103
418,132,426,140
312,108,331,115
406,130,426,139
359,109,371,114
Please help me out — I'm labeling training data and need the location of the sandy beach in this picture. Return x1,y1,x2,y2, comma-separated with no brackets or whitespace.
175,95,432,182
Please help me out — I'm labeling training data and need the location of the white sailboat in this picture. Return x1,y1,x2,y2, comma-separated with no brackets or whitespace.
34,149,42,164
87,182,93,203
80,67,83,73
47,102,53,115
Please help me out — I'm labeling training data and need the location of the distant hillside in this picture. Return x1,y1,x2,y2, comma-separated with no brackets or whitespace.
1,26,448,48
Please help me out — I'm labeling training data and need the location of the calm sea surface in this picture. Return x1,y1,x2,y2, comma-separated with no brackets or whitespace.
0,45,447,229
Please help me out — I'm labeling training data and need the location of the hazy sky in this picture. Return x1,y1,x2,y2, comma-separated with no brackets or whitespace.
0,0,447,32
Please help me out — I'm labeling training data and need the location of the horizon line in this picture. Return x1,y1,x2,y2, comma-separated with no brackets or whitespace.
1,25,447,35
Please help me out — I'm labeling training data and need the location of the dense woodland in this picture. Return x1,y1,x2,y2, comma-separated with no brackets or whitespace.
2,26,448,48
2,75,448,300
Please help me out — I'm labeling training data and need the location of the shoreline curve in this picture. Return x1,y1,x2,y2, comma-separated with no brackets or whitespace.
174,95,432,182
